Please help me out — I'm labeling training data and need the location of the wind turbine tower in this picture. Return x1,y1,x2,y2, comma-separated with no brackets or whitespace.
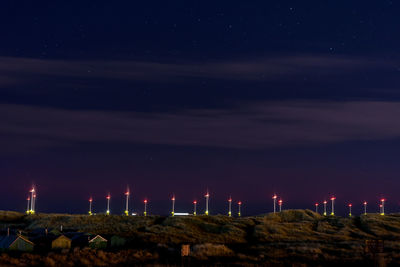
29,187,35,214
171,195,175,216
125,189,130,216
330,197,336,216
193,200,197,216
205,191,210,215
29,186,36,214
89,197,93,215
144,199,148,216
238,201,242,217
272,194,277,213
106,194,111,215
26,197,30,214
380,198,385,215
32,193,36,213
228,197,232,217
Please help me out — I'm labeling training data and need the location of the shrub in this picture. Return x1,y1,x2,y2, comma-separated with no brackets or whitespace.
191,243,234,260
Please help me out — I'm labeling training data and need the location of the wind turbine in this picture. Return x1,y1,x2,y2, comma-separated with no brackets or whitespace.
26,197,30,214
278,199,283,212
315,203,319,213
348,203,352,217
106,194,111,215
238,201,242,217
171,195,175,216
363,201,367,215
323,200,327,216
143,199,148,216
193,200,197,216
380,198,385,215
205,191,210,215
125,189,130,216
29,187,35,214
89,197,93,215
330,196,336,216
32,193,36,213
272,194,277,213
228,197,232,217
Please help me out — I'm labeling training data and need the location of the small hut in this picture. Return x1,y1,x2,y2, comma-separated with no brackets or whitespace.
0,235,34,252
89,235,107,249
181,244,190,257
110,235,126,247
51,235,71,250
69,232,90,248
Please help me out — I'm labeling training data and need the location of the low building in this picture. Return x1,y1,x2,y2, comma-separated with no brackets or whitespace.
51,235,71,250
0,235,34,252
89,235,107,249
110,235,126,247
181,244,190,256
69,233,90,248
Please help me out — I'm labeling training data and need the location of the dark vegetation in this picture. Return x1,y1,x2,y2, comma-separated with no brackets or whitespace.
0,209,399,266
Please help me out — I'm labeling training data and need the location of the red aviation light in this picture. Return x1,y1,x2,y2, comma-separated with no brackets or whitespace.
330,197,336,201
144,199,148,203
89,198,93,202
193,200,197,204
348,203,352,207
272,194,277,199
315,203,319,206
106,195,111,200
238,201,242,205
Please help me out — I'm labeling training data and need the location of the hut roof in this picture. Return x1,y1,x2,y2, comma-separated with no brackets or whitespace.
53,235,71,242
0,235,33,248
89,235,107,243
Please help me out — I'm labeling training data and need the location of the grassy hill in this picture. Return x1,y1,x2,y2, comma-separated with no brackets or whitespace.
0,209,399,266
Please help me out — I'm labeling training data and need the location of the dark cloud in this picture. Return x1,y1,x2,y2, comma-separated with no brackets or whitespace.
2,101,400,154
0,55,393,88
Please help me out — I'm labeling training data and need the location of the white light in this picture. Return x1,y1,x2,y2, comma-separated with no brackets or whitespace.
174,212,189,216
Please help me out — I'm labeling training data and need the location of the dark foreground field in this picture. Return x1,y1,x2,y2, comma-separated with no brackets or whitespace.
0,209,399,266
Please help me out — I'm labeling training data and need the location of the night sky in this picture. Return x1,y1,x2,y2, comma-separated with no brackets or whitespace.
1,1,400,215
